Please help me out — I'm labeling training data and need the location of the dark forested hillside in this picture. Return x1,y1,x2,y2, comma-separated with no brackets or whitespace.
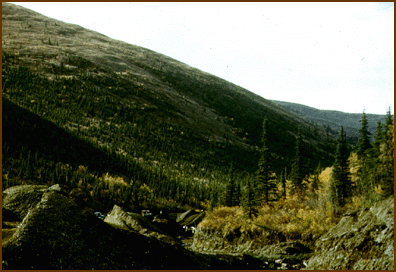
271,100,387,145
2,2,338,211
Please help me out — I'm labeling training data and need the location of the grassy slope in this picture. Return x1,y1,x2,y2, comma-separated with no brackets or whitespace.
2,3,338,210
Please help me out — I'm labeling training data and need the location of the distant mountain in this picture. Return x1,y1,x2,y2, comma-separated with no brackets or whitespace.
271,100,387,144
2,3,338,207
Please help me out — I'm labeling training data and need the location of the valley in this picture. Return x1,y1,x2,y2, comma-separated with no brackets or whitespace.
2,3,394,270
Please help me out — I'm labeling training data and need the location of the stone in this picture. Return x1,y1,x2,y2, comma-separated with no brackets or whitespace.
303,197,394,270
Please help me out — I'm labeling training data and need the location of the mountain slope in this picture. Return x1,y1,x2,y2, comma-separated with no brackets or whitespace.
271,100,387,144
2,3,338,208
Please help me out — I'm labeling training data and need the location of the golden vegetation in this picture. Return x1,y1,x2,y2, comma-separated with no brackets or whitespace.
199,156,370,244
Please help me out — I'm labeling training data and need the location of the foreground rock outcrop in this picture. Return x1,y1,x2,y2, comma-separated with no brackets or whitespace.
304,197,394,270
1,184,262,269
190,197,394,270
104,204,180,245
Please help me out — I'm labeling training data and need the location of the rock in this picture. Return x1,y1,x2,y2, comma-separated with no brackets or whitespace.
177,209,205,227
256,241,312,259
2,184,48,220
104,205,162,233
104,205,180,245
303,197,394,270
152,217,185,238
104,205,181,245
1,184,246,269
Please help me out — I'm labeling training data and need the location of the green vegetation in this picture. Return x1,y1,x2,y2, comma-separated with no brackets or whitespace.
290,126,308,194
356,111,372,160
330,126,352,212
2,8,393,243
255,118,277,203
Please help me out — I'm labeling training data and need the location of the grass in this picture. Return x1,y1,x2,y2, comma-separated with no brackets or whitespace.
197,162,372,249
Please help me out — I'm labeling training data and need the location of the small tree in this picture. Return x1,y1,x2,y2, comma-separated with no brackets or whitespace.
377,125,394,198
225,163,238,206
330,126,351,212
372,120,384,157
279,168,287,199
356,111,372,160
255,118,277,203
243,175,258,218
290,126,307,194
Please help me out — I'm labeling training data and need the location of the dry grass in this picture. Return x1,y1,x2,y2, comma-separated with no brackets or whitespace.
200,160,367,245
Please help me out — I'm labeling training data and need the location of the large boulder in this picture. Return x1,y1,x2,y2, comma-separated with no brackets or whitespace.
1,184,256,269
177,209,205,227
2,184,55,220
104,204,179,245
303,197,394,270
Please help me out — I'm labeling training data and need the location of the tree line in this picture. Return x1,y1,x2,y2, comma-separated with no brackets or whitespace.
222,109,393,217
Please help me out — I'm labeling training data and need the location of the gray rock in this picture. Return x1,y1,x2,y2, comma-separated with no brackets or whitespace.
2,184,48,220
303,197,394,270
104,205,179,245
177,209,205,227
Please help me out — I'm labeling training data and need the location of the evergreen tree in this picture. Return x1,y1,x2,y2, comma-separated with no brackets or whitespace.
208,184,219,211
290,126,306,194
279,168,287,199
330,126,351,211
311,162,322,197
383,107,393,142
232,178,241,207
377,125,394,198
243,175,258,218
225,163,236,206
358,153,377,204
356,111,372,160
372,120,384,157
255,118,277,203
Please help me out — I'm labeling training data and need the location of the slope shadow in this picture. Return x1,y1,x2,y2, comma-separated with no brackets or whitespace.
3,97,140,178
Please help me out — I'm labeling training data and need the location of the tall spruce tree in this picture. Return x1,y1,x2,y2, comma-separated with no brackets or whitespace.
243,175,258,218
233,178,241,207
225,163,239,206
378,125,394,198
372,120,384,157
384,107,393,142
356,111,372,160
255,118,277,203
290,126,306,194
279,168,287,199
330,126,351,211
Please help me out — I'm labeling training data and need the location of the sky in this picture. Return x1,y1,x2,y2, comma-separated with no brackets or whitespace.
11,2,394,115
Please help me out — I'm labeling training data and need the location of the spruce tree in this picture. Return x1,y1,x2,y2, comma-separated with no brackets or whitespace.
378,125,394,198
290,126,306,194
383,107,393,142
225,163,236,206
255,118,277,203
243,175,258,218
356,111,372,160
372,120,384,157
330,126,351,211
232,179,241,207
279,168,287,199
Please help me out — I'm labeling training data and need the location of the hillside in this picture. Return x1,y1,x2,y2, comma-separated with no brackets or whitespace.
2,2,337,210
271,100,387,144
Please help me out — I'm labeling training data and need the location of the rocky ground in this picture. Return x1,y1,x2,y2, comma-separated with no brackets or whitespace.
303,197,394,270
2,184,394,270
1,184,264,269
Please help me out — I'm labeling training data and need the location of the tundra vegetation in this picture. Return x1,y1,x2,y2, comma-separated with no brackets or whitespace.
2,2,393,258
2,49,393,249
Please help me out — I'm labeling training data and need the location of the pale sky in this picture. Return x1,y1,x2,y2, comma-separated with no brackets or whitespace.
11,2,394,115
